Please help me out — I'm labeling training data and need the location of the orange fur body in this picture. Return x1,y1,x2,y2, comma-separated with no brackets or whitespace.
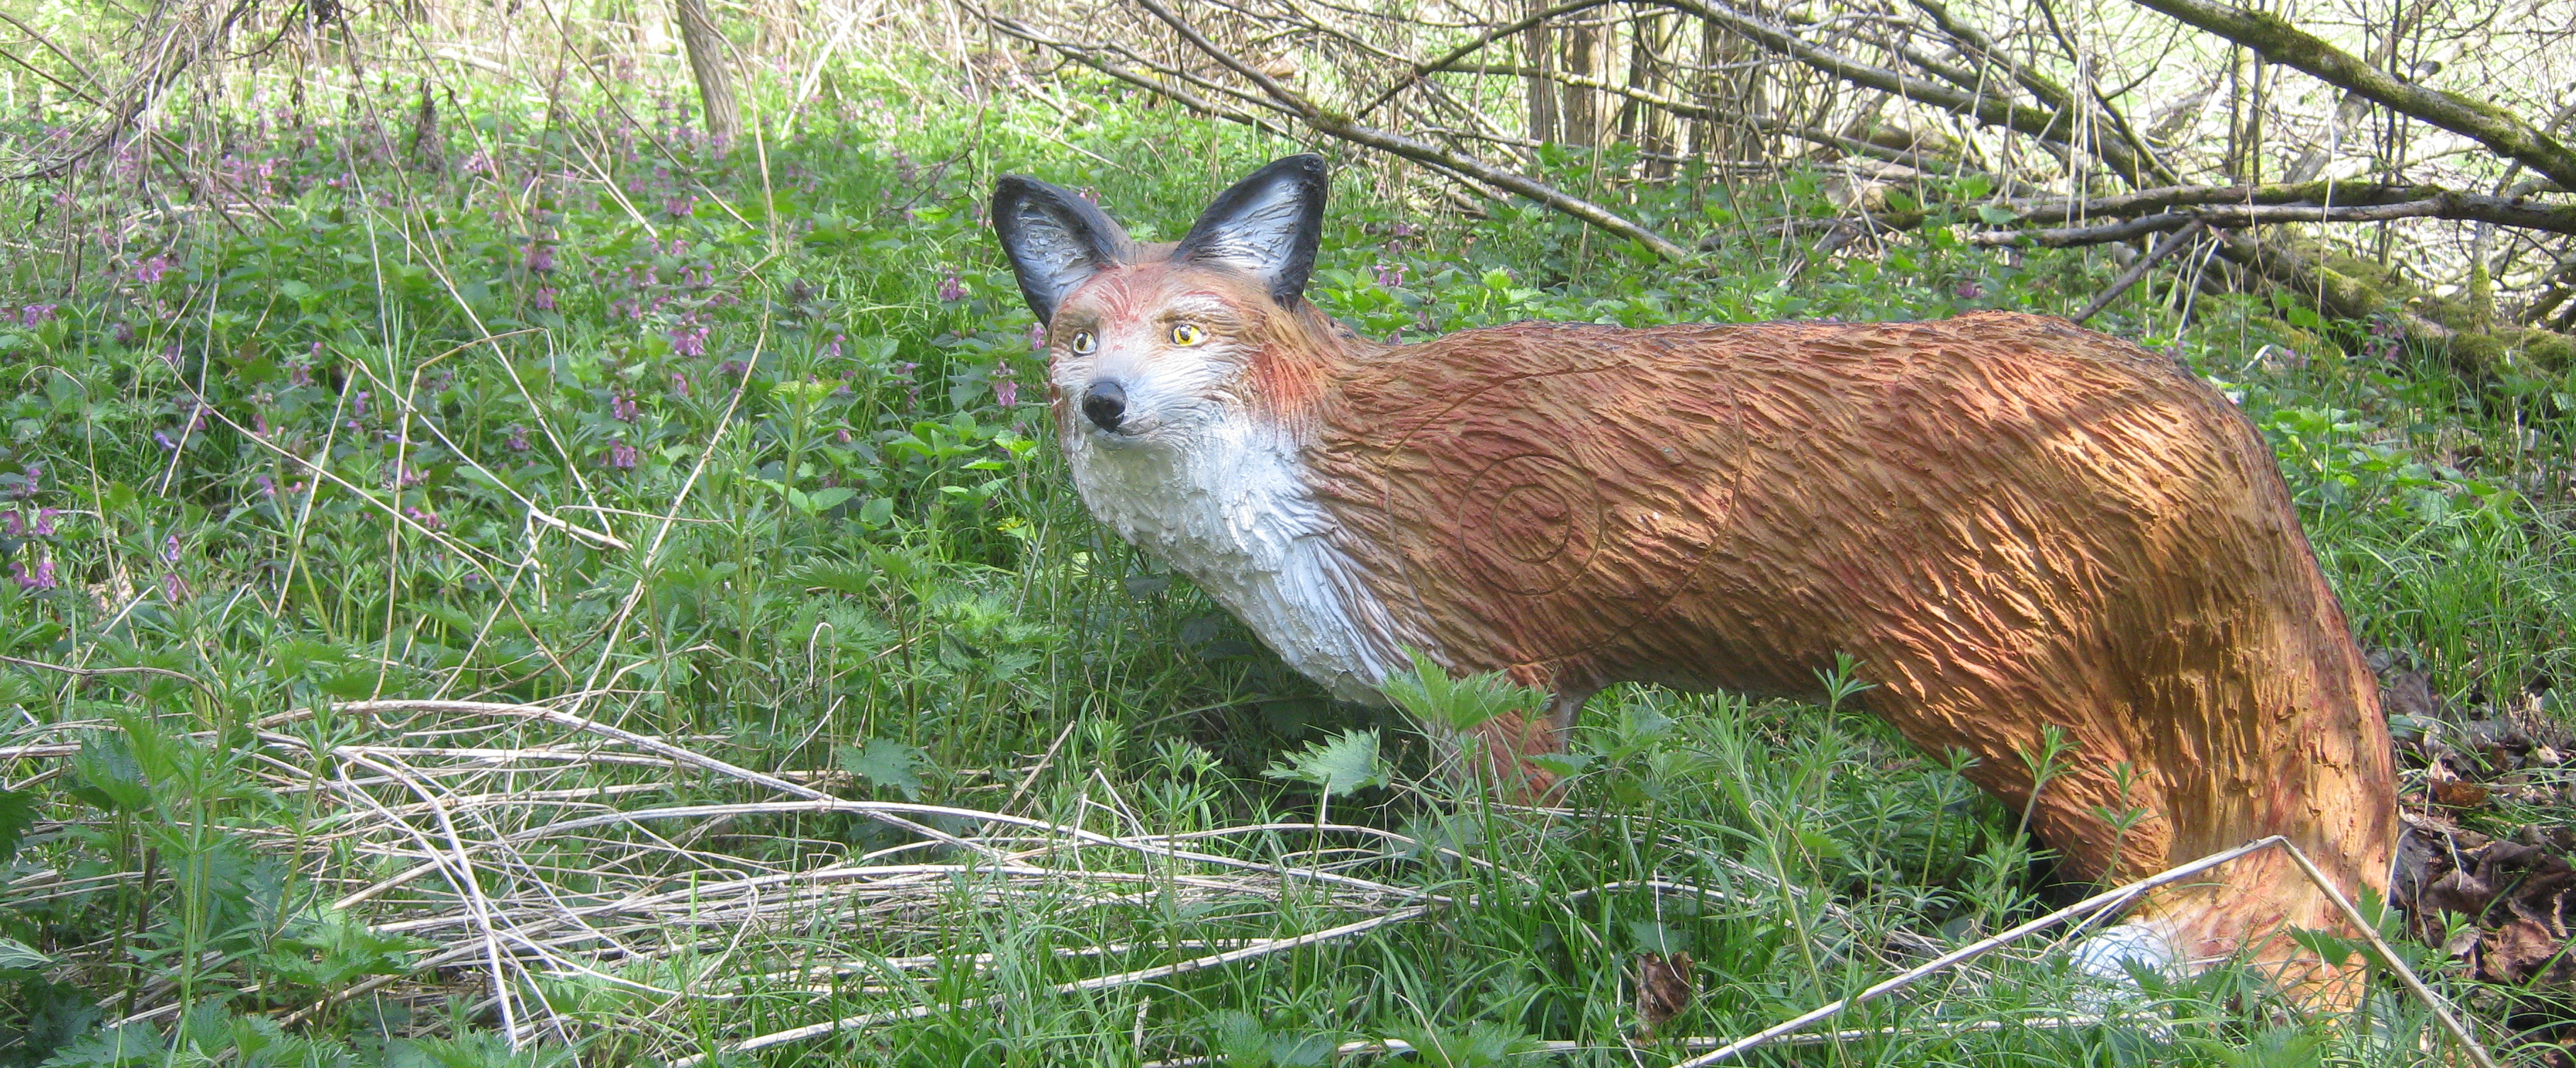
1283,311,2395,978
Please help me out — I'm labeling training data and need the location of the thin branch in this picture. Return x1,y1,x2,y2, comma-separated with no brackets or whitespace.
1353,0,1618,118
2073,219,2207,322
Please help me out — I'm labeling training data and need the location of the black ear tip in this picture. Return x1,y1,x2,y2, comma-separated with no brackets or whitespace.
990,174,1041,210
1272,154,1327,183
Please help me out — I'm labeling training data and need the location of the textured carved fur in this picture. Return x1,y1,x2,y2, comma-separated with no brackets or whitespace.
994,155,2397,994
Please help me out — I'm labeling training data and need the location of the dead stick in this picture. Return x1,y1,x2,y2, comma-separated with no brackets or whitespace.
2073,219,2208,322
0,653,218,696
1002,719,1080,815
2274,839,2501,1068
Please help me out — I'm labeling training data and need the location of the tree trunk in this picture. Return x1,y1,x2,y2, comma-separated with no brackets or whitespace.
1523,0,1559,144
673,0,741,149
1561,17,1599,148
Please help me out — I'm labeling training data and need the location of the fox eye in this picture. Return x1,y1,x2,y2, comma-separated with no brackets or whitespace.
1068,330,1097,354
1170,322,1207,347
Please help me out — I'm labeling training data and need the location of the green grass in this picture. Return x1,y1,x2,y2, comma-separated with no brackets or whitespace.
1,47,2572,1068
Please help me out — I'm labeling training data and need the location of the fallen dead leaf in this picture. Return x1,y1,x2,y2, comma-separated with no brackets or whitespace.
1634,952,1696,1040
2433,779,2493,809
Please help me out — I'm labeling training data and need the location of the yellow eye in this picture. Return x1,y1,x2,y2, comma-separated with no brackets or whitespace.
1069,330,1097,354
1170,323,1206,347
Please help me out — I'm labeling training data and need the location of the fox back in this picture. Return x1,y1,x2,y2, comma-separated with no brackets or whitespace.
993,154,2395,994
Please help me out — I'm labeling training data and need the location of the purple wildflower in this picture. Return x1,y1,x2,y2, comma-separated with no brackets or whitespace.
526,243,556,274
534,288,557,311
352,391,369,417
13,558,56,590
161,571,187,601
162,534,180,563
719,360,749,378
3,512,18,536
1029,322,1046,352
154,431,179,452
1392,223,1417,237
664,195,695,218
611,391,640,422
825,334,844,361
507,426,531,451
671,372,691,398
1955,281,1983,300
113,322,135,346
891,361,919,381
253,412,271,437
34,510,56,536
405,506,442,529
161,344,182,369
606,439,639,469
938,274,967,303
668,317,709,358
137,255,172,284
257,475,278,497
21,305,57,326
1372,263,1405,289
994,364,1019,408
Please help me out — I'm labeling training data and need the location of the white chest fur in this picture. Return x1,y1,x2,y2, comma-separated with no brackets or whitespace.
1065,416,1412,704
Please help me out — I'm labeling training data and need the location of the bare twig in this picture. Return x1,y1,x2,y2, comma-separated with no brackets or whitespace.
2074,219,2207,322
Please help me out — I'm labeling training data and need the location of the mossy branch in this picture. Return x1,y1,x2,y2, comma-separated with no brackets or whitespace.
2125,0,2576,191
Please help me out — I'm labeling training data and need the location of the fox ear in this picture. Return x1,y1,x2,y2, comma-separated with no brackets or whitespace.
1172,154,1327,307
992,176,1135,325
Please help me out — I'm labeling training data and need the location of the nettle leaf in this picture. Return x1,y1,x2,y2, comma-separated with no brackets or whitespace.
69,733,151,814
0,785,35,862
37,1021,165,1067
1377,648,1547,734
1525,752,1592,780
839,738,929,801
0,935,52,972
1262,729,1389,798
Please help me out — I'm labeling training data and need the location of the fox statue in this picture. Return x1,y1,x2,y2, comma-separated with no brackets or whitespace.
990,153,2396,995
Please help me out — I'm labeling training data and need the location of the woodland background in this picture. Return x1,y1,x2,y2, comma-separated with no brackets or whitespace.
0,0,2572,1064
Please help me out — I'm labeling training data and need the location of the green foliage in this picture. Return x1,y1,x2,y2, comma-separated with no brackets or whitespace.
839,736,931,800
0,23,2563,1068
1262,729,1391,799
1378,648,1548,734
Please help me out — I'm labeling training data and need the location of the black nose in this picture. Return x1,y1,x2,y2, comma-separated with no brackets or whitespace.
1082,380,1126,432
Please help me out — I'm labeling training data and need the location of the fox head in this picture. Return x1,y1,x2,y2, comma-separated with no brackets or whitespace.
991,154,1348,446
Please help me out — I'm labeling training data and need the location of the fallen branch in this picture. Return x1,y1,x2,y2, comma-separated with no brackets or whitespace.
1974,194,2576,247
2011,180,2576,230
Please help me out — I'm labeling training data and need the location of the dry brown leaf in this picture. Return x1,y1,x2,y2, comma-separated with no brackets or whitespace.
2481,916,2562,983
1634,951,1696,1040
2433,778,2493,809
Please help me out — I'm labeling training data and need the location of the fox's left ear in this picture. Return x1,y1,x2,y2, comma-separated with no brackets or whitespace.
1172,154,1327,308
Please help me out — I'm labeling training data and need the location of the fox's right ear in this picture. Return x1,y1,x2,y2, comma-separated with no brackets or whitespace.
991,176,1134,325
